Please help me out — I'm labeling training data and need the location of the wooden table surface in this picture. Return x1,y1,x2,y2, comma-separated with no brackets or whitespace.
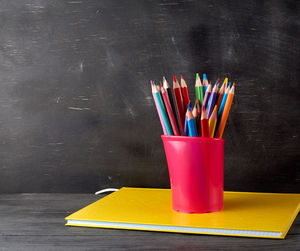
0,193,299,250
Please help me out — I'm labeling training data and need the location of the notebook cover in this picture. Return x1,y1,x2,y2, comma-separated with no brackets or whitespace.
65,187,300,239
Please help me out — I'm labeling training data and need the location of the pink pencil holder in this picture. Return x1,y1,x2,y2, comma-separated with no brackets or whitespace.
161,135,224,214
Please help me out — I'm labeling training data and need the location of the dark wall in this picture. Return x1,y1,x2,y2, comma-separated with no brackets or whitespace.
0,0,299,193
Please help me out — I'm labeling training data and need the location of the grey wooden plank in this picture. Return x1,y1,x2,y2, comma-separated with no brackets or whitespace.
0,193,299,250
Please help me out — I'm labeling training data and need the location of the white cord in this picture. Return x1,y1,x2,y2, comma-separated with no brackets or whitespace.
95,188,119,195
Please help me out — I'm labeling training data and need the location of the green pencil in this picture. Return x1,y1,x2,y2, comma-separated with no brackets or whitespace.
195,73,204,106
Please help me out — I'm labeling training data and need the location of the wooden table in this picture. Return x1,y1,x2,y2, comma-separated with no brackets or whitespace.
0,193,299,250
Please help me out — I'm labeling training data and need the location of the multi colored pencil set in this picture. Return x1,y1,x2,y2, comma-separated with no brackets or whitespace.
151,74,235,138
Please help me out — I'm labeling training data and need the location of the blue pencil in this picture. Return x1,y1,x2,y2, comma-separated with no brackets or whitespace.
215,86,230,136
203,74,208,95
187,103,197,137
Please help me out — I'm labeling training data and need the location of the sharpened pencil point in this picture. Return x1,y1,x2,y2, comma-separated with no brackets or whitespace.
173,75,177,83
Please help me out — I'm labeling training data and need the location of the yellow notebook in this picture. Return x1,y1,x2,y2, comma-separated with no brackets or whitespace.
65,187,300,239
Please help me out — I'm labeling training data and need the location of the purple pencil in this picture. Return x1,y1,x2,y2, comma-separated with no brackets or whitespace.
202,84,212,109
207,84,218,118
183,113,189,136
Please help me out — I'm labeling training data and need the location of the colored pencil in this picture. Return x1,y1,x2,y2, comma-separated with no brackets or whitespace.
216,84,235,138
203,73,209,95
196,99,201,118
217,86,230,118
201,107,209,137
173,75,185,133
163,76,182,135
160,85,180,136
195,99,201,133
151,81,167,135
207,84,218,118
192,102,198,127
216,82,225,112
215,85,230,135
195,73,204,105
208,106,217,138
187,103,197,137
202,84,212,109
153,81,173,135
215,78,221,89
181,75,190,112
222,78,228,89
183,114,189,136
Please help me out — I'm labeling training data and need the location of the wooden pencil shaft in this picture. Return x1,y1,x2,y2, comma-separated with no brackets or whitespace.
152,84,167,135
161,87,180,136
154,88,174,135
166,88,182,135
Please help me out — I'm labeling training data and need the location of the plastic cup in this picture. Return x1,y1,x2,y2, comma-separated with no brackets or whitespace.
161,135,224,214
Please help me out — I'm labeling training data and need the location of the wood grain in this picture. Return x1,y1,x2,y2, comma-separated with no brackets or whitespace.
0,193,299,250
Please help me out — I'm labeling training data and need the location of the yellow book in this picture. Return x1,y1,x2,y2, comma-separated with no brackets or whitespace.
65,187,300,239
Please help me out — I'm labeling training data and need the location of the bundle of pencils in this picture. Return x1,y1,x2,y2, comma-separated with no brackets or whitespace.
151,74,235,139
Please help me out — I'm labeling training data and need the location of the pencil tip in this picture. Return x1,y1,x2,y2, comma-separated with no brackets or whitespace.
173,75,177,82
196,73,200,79
203,73,207,80
188,103,191,111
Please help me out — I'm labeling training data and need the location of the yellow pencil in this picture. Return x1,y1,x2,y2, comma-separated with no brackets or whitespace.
208,106,217,138
216,84,235,138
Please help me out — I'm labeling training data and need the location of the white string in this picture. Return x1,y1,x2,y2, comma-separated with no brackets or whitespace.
95,188,119,195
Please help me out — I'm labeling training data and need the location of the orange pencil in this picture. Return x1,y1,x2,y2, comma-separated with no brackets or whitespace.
201,107,209,137
216,84,235,138
181,75,190,112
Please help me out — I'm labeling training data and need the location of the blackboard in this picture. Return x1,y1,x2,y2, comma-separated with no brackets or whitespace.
0,0,299,193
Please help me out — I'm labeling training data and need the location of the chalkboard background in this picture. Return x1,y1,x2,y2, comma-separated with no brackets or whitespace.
0,0,299,193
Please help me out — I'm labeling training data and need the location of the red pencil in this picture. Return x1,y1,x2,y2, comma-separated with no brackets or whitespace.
161,85,180,136
163,76,182,135
180,75,190,112
173,75,185,133
201,107,210,137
